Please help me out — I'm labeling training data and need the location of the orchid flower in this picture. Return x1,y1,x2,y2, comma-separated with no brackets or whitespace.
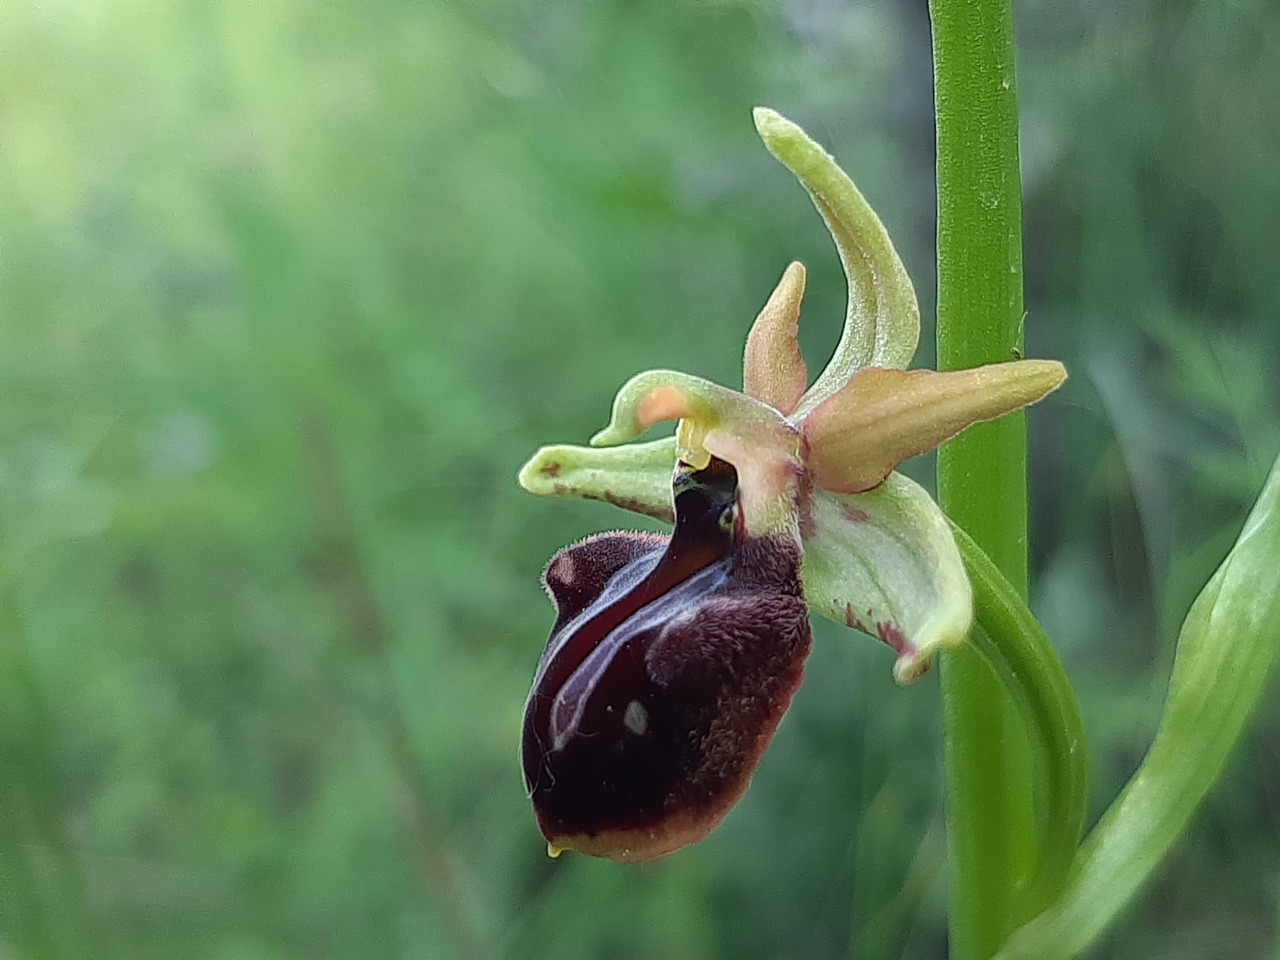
517,108,1067,862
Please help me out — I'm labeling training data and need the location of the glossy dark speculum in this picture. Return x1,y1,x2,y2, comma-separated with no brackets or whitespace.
521,458,813,861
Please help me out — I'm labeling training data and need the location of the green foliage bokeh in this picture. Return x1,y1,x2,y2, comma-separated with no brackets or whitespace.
0,0,1277,958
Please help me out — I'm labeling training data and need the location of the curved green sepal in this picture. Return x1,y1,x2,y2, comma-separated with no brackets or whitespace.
753,108,921,418
802,472,972,684
995,448,1280,960
518,437,677,524
950,521,1089,919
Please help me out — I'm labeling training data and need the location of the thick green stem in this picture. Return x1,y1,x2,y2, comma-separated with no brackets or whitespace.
930,0,1032,956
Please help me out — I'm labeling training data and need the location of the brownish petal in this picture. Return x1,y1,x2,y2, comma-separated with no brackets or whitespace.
803,360,1068,493
743,261,809,415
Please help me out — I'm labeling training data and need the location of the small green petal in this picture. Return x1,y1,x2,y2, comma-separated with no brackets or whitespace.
518,437,677,523
801,473,972,683
753,107,920,416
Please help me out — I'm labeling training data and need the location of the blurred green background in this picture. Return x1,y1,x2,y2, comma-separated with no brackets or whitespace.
1,0,1278,957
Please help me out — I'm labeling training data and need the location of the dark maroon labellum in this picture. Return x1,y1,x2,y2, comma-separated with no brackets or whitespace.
522,458,813,861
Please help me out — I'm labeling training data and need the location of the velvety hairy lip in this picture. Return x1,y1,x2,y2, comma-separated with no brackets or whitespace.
521,458,813,861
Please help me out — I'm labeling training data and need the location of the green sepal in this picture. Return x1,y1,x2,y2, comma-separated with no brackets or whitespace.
802,472,972,684
753,108,921,418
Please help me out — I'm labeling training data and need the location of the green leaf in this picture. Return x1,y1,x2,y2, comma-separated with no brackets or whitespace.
995,447,1280,960
949,522,1089,918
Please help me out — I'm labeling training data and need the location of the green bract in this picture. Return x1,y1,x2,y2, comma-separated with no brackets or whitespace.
519,108,1067,682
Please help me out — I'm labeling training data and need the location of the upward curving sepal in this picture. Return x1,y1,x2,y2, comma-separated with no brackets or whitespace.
753,108,921,416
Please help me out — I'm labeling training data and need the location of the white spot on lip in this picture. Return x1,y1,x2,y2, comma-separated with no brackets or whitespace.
550,555,575,585
623,700,648,736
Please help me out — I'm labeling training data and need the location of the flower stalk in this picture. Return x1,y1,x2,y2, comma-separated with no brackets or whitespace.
929,0,1038,953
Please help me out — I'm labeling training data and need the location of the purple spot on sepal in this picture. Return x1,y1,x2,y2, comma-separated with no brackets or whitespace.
875,619,919,657
839,503,870,524
874,620,928,677
843,602,869,634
